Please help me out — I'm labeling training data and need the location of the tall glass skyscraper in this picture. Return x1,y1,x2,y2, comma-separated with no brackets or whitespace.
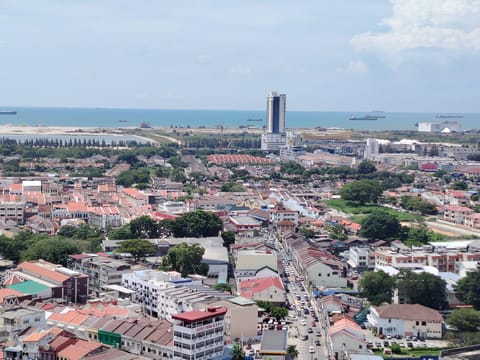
262,91,287,151
266,91,286,134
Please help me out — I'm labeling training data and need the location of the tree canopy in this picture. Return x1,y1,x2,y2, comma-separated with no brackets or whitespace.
396,271,447,309
358,270,395,306
357,160,377,175
231,342,245,360
446,308,480,332
456,270,480,310
22,238,81,267
162,243,208,277
221,231,236,249
220,182,245,192
359,209,401,240
173,210,223,238
116,239,156,263
339,179,383,205
130,216,160,239
400,196,438,215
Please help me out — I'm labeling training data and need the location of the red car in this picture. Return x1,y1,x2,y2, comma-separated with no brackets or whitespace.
379,334,385,339
312,321,316,327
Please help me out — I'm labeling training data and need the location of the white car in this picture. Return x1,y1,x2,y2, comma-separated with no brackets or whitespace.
300,319,306,326
309,346,315,353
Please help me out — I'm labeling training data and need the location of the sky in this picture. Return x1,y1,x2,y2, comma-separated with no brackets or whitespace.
1,0,480,112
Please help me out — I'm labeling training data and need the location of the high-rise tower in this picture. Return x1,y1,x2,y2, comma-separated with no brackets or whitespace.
266,91,286,134
261,91,287,151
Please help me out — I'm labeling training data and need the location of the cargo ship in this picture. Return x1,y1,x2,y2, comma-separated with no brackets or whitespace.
349,115,379,120
0,110,17,115
436,114,464,119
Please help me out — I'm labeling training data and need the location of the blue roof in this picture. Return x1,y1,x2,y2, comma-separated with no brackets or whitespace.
321,289,359,296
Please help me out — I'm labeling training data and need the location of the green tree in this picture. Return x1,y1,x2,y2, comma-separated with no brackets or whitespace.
396,271,447,309
280,161,304,175
327,223,348,241
270,307,288,321
231,342,245,360
359,209,401,240
220,182,245,192
400,196,437,215
221,231,236,249
162,243,207,277
116,239,156,263
456,271,480,310
286,345,299,360
446,308,480,332
57,225,77,238
173,210,223,237
357,160,377,175
22,238,81,266
452,181,468,190
358,270,395,305
255,300,274,313
108,225,134,240
404,225,442,246
298,227,316,239
0,233,37,263
339,179,383,205
130,216,159,239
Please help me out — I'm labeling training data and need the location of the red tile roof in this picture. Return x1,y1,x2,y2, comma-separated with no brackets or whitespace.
0,288,24,302
18,261,69,284
239,276,285,295
56,339,103,360
172,307,227,322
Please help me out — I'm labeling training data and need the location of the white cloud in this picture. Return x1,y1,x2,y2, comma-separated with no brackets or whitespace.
228,64,252,76
351,0,480,57
337,60,369,75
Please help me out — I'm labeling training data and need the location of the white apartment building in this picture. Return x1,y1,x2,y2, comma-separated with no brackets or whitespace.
270,209,299,226
172,307,227,360
88,206,122,230
122,270,201,317
348,247,374,272
157,285,233,321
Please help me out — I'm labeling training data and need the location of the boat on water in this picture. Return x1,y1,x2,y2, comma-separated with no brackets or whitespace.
0,110,17,115
436,114,464,119
349,115,379,120
118,119,128,123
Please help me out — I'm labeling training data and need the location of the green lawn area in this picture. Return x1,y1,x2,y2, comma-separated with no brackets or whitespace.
326,199,423,222
372,347,444,358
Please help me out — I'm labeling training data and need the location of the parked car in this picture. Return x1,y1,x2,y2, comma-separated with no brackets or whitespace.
307,327,313,333
315,340,321,346
379,334,385,339
316,331,322,337
309,346,315,353
301,334,309,341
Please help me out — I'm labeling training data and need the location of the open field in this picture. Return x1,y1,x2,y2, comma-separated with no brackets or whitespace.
326,199,423,222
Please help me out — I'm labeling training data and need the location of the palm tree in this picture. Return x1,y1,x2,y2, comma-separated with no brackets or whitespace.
286,345,299,360
231,342,245,360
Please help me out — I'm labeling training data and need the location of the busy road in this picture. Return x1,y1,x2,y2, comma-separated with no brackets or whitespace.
266,230,330,360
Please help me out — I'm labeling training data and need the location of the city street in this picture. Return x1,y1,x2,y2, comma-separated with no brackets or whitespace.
268,230,330,360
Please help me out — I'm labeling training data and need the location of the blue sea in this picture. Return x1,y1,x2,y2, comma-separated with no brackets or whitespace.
0,107,479,131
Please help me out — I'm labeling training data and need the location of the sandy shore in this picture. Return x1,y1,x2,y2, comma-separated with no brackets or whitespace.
0,124,115,135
